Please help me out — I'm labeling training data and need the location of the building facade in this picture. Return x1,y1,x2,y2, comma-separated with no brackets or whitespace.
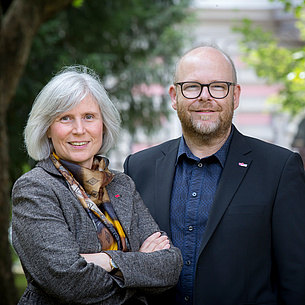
110,0,305,169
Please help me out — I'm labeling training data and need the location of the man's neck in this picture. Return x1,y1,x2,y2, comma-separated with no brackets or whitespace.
183,128,231,159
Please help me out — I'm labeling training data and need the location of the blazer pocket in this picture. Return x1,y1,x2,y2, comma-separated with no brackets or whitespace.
228,205,266,215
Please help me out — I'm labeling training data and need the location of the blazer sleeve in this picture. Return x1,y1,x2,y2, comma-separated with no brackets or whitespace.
105,174,183,294
12,171,134,304
272,152,305,303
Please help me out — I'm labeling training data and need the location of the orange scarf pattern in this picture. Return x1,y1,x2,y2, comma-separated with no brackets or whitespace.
50,153,130,252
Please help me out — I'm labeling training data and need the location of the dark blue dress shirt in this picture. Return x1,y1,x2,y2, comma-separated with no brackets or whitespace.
170,131,232,304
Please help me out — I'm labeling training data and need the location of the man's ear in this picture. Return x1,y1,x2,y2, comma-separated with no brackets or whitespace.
169,85,178,110
233,84,241,110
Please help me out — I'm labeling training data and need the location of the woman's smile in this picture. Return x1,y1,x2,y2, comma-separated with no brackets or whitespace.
47,95,104,168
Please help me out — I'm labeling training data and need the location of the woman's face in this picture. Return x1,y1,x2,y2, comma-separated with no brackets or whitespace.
47,95,104,168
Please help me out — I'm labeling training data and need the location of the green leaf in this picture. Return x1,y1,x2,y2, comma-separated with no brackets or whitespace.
233,7,305,117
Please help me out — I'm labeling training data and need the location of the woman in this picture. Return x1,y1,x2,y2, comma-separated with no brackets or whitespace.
12,66,183,305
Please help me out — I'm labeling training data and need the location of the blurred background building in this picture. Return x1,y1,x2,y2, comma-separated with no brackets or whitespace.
111,0,305,169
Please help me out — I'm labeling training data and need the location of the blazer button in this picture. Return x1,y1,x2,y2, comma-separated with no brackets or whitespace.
188,226,194,231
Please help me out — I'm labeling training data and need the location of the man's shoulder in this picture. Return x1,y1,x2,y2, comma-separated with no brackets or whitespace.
243,134,293,156
130,138,181,159
233,127,294,157
124,138,180,175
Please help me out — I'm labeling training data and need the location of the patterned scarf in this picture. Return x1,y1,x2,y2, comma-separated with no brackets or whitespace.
50,153,130,252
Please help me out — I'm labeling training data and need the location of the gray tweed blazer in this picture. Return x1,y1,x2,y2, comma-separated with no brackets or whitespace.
12,157,182,305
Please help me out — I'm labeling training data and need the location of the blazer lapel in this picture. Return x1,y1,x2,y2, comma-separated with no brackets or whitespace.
199,129,253,254
154,138,180,237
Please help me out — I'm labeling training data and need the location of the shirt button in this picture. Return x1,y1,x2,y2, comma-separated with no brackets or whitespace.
192,192,197,197
184,296,190,301
186,260,191,266
198,162,203,167
188,226,194,231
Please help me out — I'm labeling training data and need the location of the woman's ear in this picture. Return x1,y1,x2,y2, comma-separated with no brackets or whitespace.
46,128,51,139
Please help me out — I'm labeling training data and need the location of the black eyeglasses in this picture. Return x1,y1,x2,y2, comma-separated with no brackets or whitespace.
175,81,236,99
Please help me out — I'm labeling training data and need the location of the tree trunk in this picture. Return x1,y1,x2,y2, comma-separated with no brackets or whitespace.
0,6,17,302
0,108,17,305
0,0,74,303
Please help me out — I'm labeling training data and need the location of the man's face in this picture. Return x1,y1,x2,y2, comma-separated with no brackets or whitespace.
169,47,241,142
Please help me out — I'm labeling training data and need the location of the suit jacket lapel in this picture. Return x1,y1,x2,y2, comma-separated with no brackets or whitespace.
199,128,253,254
154,138,180,238
111,191,133,238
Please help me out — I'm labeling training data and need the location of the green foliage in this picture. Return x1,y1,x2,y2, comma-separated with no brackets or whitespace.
72,0,84,8
236,20,295,81
233,2,305,117
270,0,305,16
15,273,27,298
8,0,192,181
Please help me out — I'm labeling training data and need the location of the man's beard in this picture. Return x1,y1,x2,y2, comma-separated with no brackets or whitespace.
176,98,234,143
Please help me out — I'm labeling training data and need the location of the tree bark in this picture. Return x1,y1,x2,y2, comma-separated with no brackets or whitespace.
0,0,74,303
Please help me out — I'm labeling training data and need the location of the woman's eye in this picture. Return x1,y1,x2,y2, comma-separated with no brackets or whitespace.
85,114,94,120
60,116,70,121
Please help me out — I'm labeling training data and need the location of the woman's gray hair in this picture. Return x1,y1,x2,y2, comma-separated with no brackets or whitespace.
24,65,121,161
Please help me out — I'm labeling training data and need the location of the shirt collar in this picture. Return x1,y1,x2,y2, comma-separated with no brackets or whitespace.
176,126,233,168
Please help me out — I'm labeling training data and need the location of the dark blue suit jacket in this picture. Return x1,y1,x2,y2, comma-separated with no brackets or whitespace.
124,126,305,305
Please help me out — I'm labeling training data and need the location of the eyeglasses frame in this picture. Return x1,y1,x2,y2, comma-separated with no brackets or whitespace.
174,81,236,99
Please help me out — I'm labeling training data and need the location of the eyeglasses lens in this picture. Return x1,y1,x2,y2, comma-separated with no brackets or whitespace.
181,82,229,99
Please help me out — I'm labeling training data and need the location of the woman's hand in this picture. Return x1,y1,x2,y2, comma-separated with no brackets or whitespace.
139,232,170,253
80,253,112,272
81,232,170,269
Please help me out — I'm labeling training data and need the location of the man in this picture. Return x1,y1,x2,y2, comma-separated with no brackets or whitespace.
124,45,305,305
